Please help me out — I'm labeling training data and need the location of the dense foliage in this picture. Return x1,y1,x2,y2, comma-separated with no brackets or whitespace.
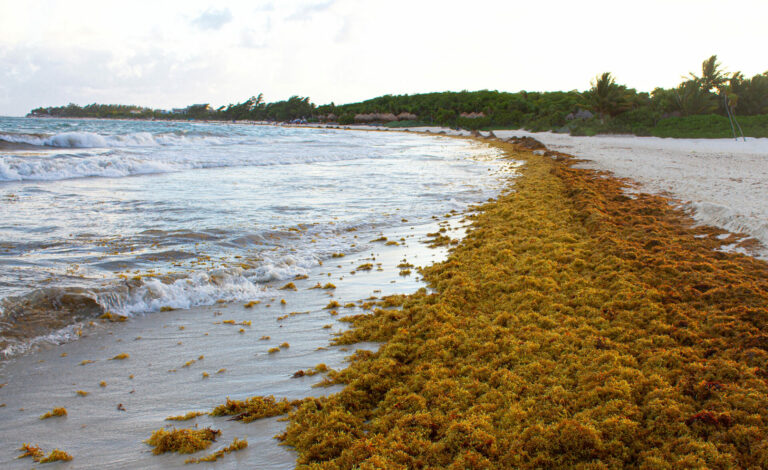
28,55,767,138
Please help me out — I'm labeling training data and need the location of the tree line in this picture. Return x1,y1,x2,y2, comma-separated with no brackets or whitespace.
28,55,768,138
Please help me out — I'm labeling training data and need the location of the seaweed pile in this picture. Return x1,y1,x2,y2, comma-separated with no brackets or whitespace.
277,142,768,468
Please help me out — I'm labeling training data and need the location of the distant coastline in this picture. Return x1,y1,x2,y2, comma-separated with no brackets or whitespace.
25,55,768,139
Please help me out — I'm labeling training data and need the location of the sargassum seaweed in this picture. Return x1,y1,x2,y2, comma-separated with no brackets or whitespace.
274,142,768,468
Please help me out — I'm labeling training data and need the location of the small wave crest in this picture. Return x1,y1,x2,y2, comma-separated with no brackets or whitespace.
0,254,312,358
0,130,227,149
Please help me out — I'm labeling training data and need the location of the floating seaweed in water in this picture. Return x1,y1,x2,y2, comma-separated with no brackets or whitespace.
76,390,88,397
145,427,221,455
243,300,260,308
184,437,248,464
280,282,297,290
110,353,130,360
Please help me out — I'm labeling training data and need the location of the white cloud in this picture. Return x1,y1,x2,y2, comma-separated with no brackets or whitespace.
191,7,233,30
0,0,767,116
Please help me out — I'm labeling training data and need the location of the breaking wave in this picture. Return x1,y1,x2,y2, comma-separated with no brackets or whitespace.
0,254,313,358
0,130,227,149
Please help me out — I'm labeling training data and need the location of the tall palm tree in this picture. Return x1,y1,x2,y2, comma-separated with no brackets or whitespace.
690,55,728,93
584,72,630,121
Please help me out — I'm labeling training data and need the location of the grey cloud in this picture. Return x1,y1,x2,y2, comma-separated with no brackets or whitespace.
0,45,225,116
191,8,233,30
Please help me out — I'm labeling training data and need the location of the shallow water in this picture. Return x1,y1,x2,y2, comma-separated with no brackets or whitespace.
0,117,506,356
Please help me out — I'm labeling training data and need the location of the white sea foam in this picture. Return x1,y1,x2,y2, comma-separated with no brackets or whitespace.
102,269,270,316
0,143,375,182
1,322,84,358
0,130,227,148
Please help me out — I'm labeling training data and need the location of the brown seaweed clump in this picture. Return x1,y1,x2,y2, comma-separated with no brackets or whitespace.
166,411,207,421
145,427,221,455
184,437,248,464
276,143,768,468
210,396,299,423
17,444,72,463
40,407,67,419
16,443,43,460
38,449,73,463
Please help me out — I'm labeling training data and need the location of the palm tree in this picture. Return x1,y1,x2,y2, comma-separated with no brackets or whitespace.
690,55,728,93
584,72,631,121
674,79,718,116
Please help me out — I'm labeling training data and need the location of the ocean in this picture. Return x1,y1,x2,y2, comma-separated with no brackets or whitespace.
0,116,507,355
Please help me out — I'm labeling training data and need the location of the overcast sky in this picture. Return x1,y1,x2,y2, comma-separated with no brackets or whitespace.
1,0,767,116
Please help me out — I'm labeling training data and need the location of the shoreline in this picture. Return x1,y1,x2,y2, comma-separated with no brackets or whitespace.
0,211,487,468
0,135,517,468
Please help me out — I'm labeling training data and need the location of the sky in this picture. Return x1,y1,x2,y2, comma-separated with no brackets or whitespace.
1,0,767,116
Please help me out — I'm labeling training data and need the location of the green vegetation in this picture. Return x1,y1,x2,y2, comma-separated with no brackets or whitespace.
28,55,767,138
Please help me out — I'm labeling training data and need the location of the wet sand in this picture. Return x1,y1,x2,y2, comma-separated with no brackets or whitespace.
0,214,483,468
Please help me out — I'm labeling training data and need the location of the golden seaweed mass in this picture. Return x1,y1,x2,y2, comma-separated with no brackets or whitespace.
166,411,207,421
17,444,72,463
40,407,67,419
145,427,221,455
275,142,768,469
38,449,73,463
210,395,302,423
184,437,248,464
